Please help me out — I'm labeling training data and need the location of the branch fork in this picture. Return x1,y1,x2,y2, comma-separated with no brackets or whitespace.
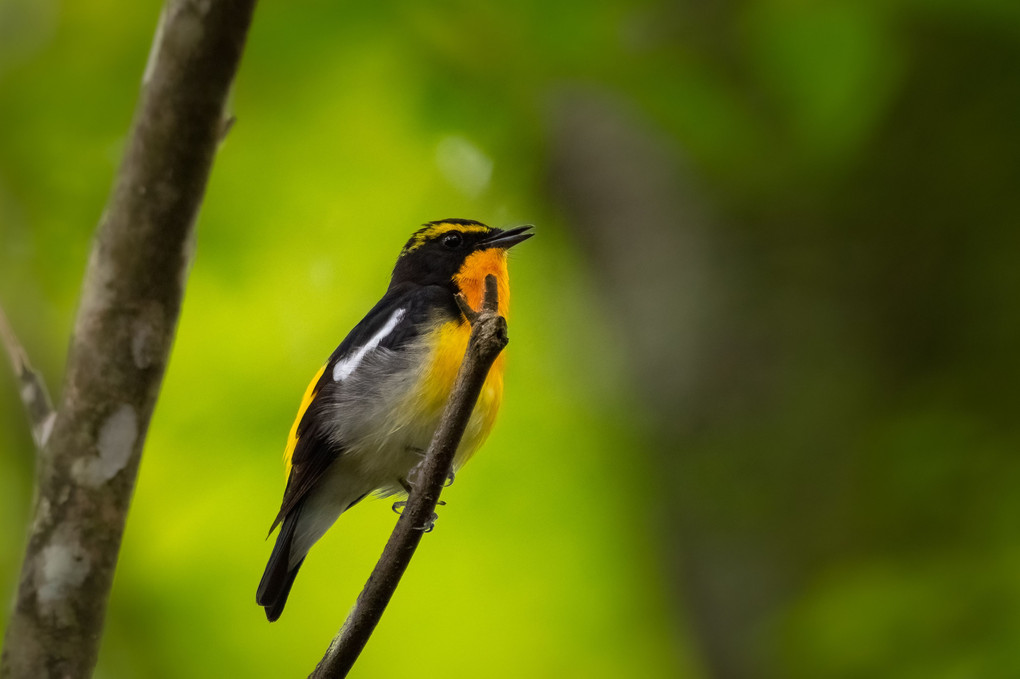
0,305,55,450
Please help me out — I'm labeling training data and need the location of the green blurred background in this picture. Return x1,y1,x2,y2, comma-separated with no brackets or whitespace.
2,0,1020,677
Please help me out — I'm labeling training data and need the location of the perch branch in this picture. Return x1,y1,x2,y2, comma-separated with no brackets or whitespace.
0,1,257,677
309,274,508,679
0,304,55,449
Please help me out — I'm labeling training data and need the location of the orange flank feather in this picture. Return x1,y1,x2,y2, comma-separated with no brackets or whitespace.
284,364,325,476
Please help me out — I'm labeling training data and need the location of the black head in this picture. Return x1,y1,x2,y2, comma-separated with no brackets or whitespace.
389,219,533,289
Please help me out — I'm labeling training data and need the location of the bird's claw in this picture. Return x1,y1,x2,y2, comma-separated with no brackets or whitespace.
416,511,440,533
394,499,445,517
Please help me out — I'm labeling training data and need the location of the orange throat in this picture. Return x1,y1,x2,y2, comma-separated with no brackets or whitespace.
425,247,511,465
453,248,511,318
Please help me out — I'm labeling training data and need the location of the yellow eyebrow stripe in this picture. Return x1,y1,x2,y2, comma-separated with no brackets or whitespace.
283,363,326,476
402,222,490,255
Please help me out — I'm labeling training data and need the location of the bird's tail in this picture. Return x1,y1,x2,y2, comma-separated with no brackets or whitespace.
256,506,304,622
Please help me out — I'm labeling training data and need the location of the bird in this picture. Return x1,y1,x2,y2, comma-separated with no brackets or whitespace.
256,218,533,621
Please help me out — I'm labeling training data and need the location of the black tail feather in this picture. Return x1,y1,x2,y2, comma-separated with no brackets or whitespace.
257,506,303,622
262,558,304,622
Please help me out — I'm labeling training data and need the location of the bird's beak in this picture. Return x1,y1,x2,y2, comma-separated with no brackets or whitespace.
478,225,534,250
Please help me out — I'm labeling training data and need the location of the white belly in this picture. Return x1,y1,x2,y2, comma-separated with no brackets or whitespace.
288,319,501,568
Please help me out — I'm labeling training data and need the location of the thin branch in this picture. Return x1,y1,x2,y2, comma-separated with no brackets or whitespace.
0,2,257,677
0,304,55,449
309,274,509,679
455,292,480,323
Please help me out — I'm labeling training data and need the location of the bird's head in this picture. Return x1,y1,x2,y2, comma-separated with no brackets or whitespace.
390,219,533,293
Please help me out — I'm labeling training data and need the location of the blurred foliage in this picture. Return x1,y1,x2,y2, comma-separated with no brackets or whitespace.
2,0,1019,677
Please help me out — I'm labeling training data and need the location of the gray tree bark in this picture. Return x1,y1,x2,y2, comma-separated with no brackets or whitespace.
0,1,257,677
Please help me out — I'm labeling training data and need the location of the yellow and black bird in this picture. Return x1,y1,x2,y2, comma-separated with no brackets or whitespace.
257,219,533,621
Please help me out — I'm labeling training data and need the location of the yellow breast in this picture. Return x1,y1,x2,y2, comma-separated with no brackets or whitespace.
417,246,512,466
417,319,504,467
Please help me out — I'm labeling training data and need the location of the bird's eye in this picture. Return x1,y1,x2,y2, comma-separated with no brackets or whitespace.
441,232,464,250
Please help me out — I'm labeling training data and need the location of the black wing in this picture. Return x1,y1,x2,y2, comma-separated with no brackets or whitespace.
269,283,458,531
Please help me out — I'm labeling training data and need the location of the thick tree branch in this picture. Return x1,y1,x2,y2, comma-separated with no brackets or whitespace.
0,304,55,449
309,275,509,679
0,2,256,677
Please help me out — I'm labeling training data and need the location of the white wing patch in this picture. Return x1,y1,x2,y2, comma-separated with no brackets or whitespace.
332,308,406,382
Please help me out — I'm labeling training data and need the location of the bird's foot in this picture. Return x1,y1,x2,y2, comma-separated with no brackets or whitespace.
402,467,454,492
392,490,446,517
416,511,440,533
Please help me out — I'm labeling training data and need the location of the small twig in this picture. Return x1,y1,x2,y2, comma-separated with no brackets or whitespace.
0,303,55,449
455,293,479,324
455,273,499,324
309,273,509,679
